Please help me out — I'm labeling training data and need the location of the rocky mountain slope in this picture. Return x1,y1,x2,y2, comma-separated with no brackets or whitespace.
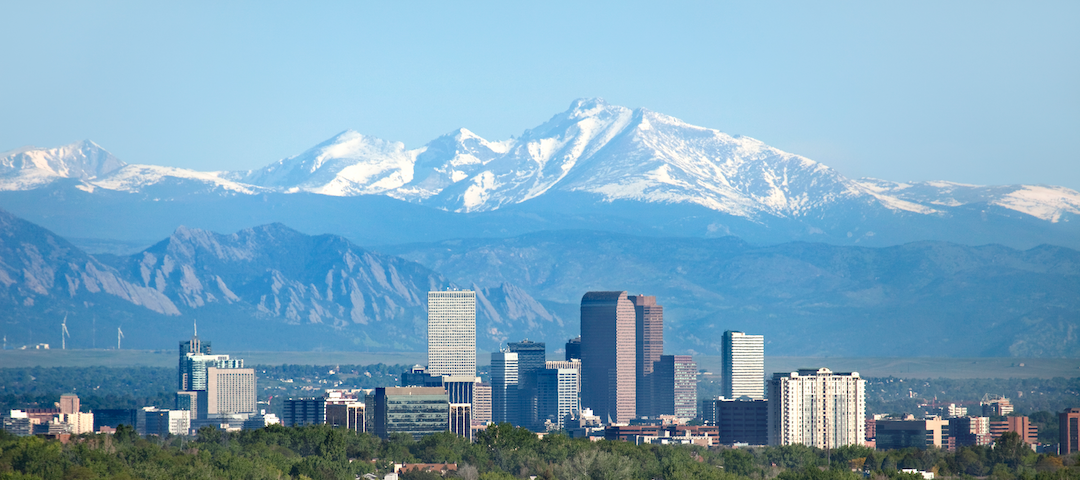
379,230,1080,357
0,210,558,351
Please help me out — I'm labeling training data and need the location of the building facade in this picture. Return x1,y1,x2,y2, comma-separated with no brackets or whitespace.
538,367,581,431
202,367,256,417
472,382,492,426
508,339,546,429
654,355,698,419
373,387,448,440
875,418,950,450
580,291,636,424
711,398,769,445
950,416,992,447
283,397,327,427
449,403,472,441
427,290,476,379
1061,408,1080,455
565,336,581,361
630,295,663,418
722,331,764,400
490,351,519,425
768,368,866,448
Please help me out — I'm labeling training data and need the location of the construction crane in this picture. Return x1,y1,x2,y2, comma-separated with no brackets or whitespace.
117,327,124,350
61,315,70,350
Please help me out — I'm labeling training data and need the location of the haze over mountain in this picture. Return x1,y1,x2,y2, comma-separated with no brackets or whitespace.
1,99,1077,357
0,99,1076,252
0,208,1076,357
0,209,558,352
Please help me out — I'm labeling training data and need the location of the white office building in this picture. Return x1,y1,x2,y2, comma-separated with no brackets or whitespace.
491,351,519,425
427,290,476,378
722,331,764,400
768,368,865,448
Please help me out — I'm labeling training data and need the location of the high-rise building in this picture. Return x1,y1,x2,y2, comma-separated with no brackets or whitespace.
509,339,545,429
1060,408,1080,454
282,397,327,427
951,416,992,447
373,387,448,440
565,337,582,361
654,355,698,419
200,367,256,418
710,398,769,446
990,416,1038,444
546,359,582,413
722,331,764,400
325,402,365,433
580,291,636,424
59,394,80,415
538,367,580,431
630,295,663,418
472,382,492,426
768,368,865,448
179,329,211,389
427,290,476,379
137,407,190,436
176,391,199,420
490,351,519,425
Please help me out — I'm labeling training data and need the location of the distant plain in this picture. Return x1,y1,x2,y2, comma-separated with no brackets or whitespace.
2,350,1078,379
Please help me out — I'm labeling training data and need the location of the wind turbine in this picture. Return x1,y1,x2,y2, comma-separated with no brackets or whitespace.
117,327,124,350
61,315,70,350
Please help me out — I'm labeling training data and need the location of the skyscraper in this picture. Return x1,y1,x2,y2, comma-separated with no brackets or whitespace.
427,290,476,379
654,355,698,419
490,351,519,425
630,295,663,417
179,327,211,390
538,367,580,431
580,291,636,424
768,368,865,448
509,339,545,429
201,367,256,417
565,336,581,361
722,331,764,399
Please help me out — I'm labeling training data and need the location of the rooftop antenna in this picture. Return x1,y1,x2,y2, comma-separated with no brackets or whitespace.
61,315,70,350
117,327,124,350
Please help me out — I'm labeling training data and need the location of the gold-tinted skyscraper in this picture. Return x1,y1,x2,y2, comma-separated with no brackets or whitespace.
580,291,636,423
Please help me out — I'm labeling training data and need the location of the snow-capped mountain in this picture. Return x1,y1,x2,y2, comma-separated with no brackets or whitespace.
857,179,1080,223
1,98,1077,243
0,140,125,191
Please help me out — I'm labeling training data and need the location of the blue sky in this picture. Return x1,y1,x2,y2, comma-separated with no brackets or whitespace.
2,1,1077,189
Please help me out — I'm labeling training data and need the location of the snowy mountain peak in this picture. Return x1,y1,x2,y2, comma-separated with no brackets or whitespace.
239,130,416,196
0,140,126,190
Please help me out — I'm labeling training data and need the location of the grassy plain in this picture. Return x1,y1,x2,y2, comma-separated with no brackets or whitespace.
2,350,1078,379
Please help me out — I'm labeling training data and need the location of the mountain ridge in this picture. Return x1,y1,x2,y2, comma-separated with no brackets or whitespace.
3,99,1076,227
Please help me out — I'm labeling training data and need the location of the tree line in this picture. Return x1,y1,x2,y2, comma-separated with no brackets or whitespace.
2,424,1080,480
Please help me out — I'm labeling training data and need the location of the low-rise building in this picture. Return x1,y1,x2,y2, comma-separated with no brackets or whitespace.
875,417,950,450
373,387,448,440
